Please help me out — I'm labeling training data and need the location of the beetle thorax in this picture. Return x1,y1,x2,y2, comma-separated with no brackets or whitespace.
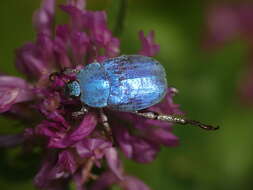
76,62,110,108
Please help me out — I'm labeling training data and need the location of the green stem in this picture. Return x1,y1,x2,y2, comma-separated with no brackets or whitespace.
113,0,128,36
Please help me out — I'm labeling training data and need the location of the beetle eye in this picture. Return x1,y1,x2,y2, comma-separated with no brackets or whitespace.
65,80,81,97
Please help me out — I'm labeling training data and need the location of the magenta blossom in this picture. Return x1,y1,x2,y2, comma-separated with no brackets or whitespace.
203,2,253,49
0,0,182,189
203,2,253,105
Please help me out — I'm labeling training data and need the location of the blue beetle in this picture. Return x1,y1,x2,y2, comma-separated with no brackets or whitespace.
68,55,167,111
65,55,218,131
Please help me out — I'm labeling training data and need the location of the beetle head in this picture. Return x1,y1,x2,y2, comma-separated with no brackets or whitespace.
65,80,81,98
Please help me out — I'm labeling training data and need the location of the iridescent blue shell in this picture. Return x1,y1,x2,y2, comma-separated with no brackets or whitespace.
70,55,167,112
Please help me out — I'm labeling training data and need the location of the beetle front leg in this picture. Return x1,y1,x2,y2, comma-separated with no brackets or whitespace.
62,68,79,75
133,111,219,131
99,109,114,142
72,106,89,117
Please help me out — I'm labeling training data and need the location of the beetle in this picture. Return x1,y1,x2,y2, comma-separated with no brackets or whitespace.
63,55,219,131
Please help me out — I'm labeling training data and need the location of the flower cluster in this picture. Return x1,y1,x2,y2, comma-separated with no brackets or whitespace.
0,0,181,189
203,2,253,105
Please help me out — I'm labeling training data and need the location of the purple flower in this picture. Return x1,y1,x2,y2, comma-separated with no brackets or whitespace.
0,0,183,189
203,2,253,105
203,3,253,49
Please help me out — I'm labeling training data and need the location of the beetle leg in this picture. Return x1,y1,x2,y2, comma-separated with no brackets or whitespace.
72,106,89,117
99,109,114,142
170,87,179,95
133,111,219,131
49,68,79,82
63,68,79,75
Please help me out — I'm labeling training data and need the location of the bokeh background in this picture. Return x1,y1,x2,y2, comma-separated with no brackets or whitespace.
1,0,253,190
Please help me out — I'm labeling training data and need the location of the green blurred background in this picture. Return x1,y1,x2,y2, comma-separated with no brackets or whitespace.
1,0,253,190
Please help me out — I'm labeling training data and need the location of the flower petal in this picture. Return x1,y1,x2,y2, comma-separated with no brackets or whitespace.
145,128,179,147
89,11,110,44
54,25,72,68
76,138,112,159
105,37,120,57
68,113,97,142
120,176,151,190
47,111,69,129
33,0,56,35
15,43,49,79
139,30,160,57
60,5,84,30
105,147,124,180
37,114,97,148
131,138,159,163
113,125,133,158
36,33,54,62
34,153,68,189
67,0,86,10
90,171,118,190
0,76,34,113
58,150,77,174
70,31,90,65
114,124,159,163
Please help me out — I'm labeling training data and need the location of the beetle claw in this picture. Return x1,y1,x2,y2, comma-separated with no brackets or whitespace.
186,119,219,131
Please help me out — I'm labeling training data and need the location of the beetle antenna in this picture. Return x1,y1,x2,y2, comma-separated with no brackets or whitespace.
181,119,219,130
134,111,219,131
